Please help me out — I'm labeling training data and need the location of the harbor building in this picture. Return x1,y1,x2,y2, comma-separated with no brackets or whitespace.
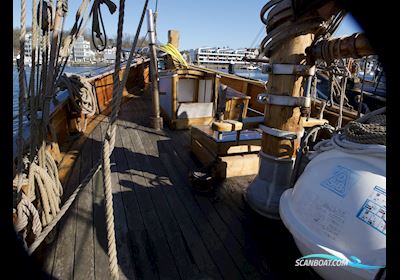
194,47,258,65
72,36,95,62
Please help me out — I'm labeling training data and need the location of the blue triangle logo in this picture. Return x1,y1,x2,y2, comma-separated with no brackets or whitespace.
320,166,359,197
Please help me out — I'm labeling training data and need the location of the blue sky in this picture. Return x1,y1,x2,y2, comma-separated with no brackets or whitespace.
13,0,363,50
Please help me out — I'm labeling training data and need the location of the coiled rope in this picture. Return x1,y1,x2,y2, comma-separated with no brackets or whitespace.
259,0,344,57
27,150,63,227
345,114,386,145
57,73,98,132
310,107,386,159
158,43,188,68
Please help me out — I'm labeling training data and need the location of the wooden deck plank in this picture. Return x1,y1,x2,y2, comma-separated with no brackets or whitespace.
118,127,222,279
109,121,159,280
131,124,214,280
116,118,181,280
163,129,262,279
73,133,95,279
92,121,113,279
158,152,243,280
50,148,81,279
131,97,259,279
102,119,137,280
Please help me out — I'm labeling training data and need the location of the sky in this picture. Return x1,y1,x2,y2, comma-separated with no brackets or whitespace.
13,0,363,50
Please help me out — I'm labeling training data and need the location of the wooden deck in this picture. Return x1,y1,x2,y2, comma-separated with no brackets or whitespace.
40,94,320,279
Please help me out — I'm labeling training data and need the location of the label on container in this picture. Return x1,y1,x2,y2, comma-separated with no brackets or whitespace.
320,165,360,197
301,193,346,241
356,186,386,235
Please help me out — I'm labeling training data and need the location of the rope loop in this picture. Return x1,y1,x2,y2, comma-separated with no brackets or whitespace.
90,0,117,51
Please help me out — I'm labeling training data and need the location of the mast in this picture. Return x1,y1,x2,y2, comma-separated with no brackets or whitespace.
245,0,344,219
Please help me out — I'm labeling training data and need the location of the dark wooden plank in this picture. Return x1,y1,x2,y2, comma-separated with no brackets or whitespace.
74,134,95,279
50,150,81,279
122,124,222,280
108,120,159,280
163,130,262,279
118,123,181,280
103,120,137,280
119,102,224,279
92,121,114,279
158,151,243,280
131,125,212,280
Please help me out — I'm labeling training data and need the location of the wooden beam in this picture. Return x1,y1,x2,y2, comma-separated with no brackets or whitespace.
171,74,178,121
168,30,180,49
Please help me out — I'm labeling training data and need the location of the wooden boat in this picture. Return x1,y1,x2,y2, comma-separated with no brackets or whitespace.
12,1,386,279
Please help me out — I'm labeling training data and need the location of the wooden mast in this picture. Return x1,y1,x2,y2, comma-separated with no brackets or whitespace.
245,0,343,219
262,34,314,158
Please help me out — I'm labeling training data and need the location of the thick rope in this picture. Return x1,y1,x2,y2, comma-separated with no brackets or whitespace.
29,0,39,159
15,194,43,238
16,0,27,192
28,161,102,254
310,107,386,159
100,0,149,278
26,151,63,227
344,114,386,145
57,74,98,132
100,0,125,278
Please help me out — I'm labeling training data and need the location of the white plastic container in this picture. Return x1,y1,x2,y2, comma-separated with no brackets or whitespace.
279,148,386,280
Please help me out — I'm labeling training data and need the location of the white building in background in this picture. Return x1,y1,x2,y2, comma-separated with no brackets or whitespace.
194,47,258,65
72,36,95,62
24,32,33,65
103,47,116,63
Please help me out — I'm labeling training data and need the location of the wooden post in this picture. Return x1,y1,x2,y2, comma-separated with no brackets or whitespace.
171,74,178,121
168,30,180,48
147,9,163,130
262,34,314,158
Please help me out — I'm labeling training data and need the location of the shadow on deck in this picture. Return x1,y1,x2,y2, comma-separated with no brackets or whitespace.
40,94,321,280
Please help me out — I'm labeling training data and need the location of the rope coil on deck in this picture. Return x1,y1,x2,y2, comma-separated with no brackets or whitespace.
310,107,386,159
344,114,386,145
57,73,98,132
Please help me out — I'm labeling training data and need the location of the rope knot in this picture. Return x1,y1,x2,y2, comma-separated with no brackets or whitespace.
57,0,68,17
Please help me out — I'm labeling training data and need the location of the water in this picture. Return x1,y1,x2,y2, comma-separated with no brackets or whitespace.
220,68,268,82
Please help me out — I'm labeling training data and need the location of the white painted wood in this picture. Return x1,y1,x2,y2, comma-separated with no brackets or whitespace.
159,77,172,117
198,79,213,103
177,79,195,102
177,102,214,119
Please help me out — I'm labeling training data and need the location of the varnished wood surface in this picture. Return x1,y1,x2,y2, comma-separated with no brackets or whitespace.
42,94,321,280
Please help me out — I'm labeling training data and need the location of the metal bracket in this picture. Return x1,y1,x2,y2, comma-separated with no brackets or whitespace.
257,93,311,108
262,63,316,76
259,124,297,140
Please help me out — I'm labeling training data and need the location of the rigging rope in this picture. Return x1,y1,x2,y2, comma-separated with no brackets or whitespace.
16,0,27,193
90,0,117,51
100,0,149,278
